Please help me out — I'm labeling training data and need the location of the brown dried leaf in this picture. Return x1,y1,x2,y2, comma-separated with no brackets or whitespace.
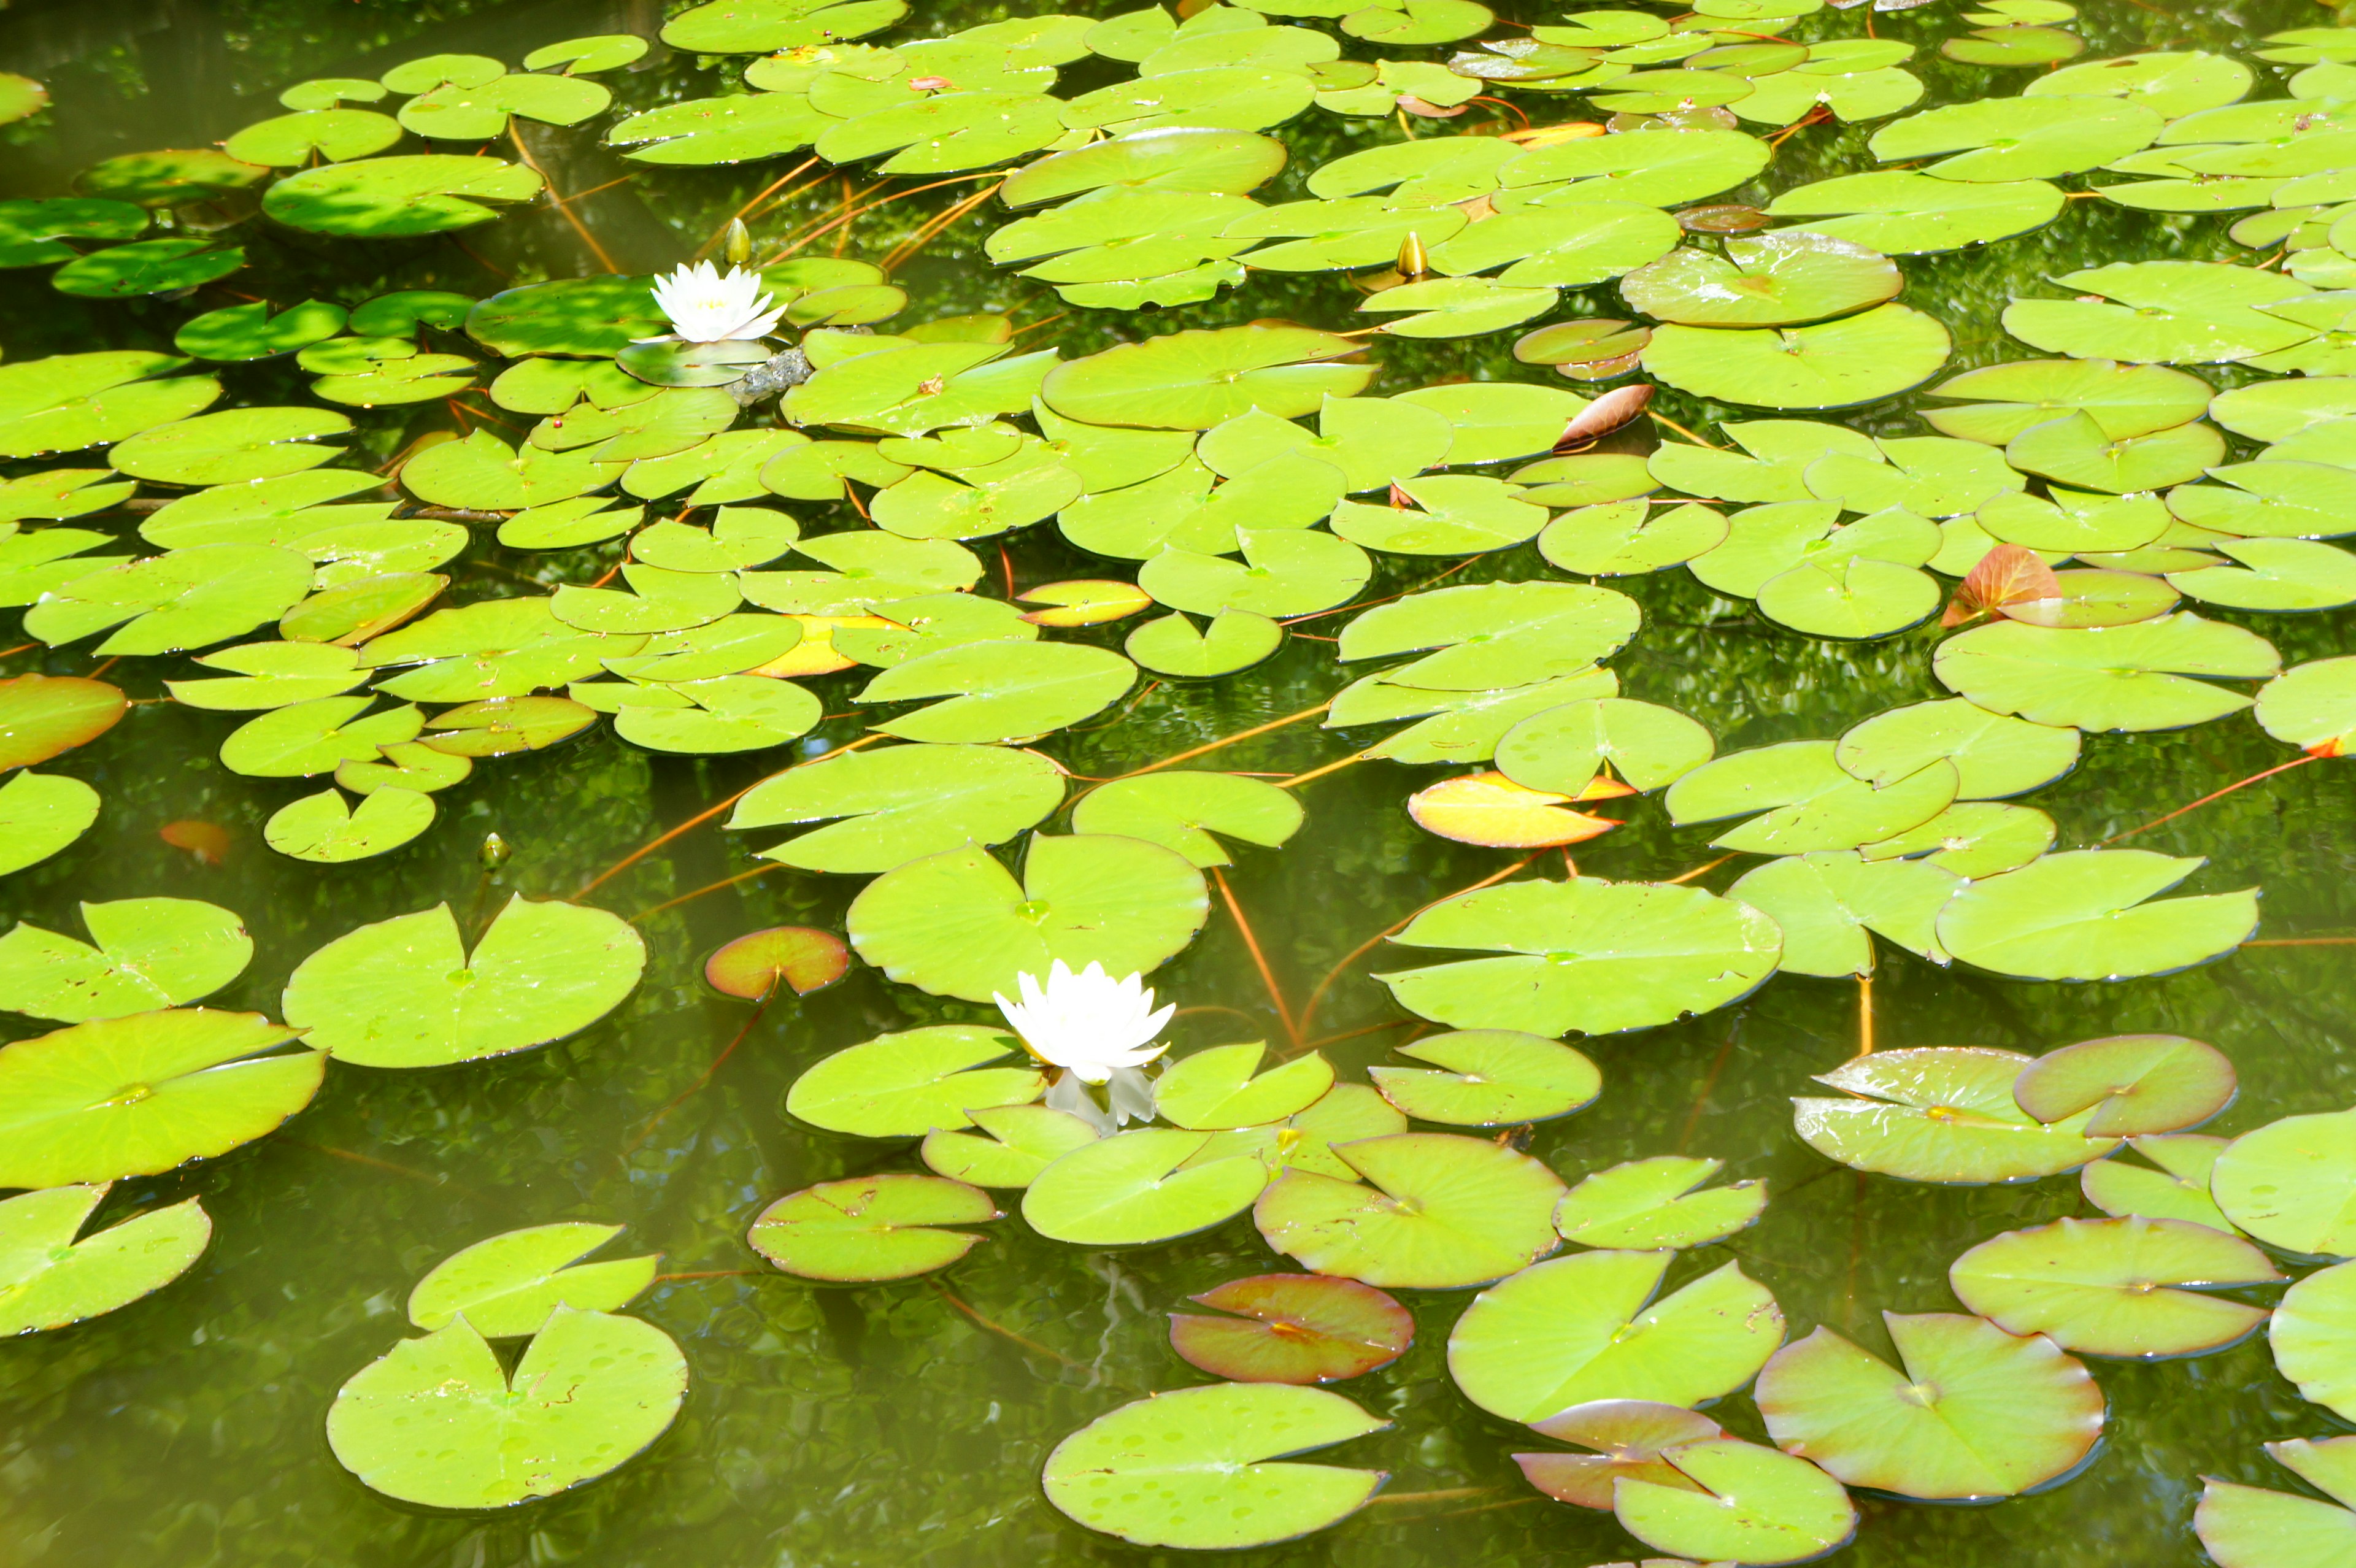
1554,383,1653,452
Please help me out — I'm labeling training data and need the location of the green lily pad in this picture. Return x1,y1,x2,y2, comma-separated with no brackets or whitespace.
0,771,99,876
0,897,249,1023
1426,202,1679,288
1755,1311,2106,1500
1042,1382,1388,1550
1667,743,1957,855
1139,528,1371,618
1728,851,1960,975
0,196,145,267
1366,1031,1601,1126
29,543,317,656
2082,1134,2236,1232
1870,96,2161,182
1023,1126,1270,1245
749,1174,998,1282
661,0,907,52
1934,613,2279,731
787,1024,1043,1139
1794,1047,2119,1182
1125,607,1285,675
2027,50,2252,118
400,73,610,141
1927,358,2212,445
1766,172,2065,253
1613,1438,1858,1567
264,155,541,236
1001,127,1288,206
1255,1132,1567,1289
2195,1440,2356,1568
0,1185,210,1336
1169,1272,1415,1384
730,742,1063,874
2271,1259,2356,1420
1068,771,1301,868
468,277,668,358
109,406,349,486
75,148,267,206
1537,499,1727,576
1494,697,1714,797
222,108,401,166
847,836,1207,1004
0,1008,323,1187
261,786,434,863
0,674,125,770
1499,127,1770,209
920,1104,1097,1189
1449,1249,1784,1419
408,1223,658,1337
854,640,1131,744
2171,539,2356,613
1041,325,1371,429
1338,580,1641,691
2013,1033,2236,1136
1333,666,1601,759
327,1309,685,1509
1624,231,1901,327
1555,1155,1767,1251
0,352,217,460
1154,1042,1333,1130
2212,1108,2356,1258
174,299,347,362
218,696,420,777
51,237,243,298
2003,261,2317,365
2257,657,2356,755
1379,876,1781,1037
2008,412,2224,495
1936,848,2258,981
1949,1215,2278,1359
1644,304,1950,409
281,895,644,1069
1836,698,2079,799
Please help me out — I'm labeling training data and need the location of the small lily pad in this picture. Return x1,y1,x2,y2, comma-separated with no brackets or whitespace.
704,927,850,1000
408,1223,659,1337
1169,1273,1415,1384
1614,1439,1858,1567
1367,1030,1601,1126
749,1174,999,1282
1794,1047,2119,1183
1555,1155,1768,1250
1024,1127,1271,1246
0,771,100,876
785,1024,1042,1139
0,896,250,1023
1254,1132,1567,1289
1155,1042,1333,1130
0,1185,210,1335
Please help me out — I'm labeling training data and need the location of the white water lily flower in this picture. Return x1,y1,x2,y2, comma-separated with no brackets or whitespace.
995,960,1174,1085
649,260,785,344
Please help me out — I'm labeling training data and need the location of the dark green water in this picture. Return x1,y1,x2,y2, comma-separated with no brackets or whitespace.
3,1,2353,1564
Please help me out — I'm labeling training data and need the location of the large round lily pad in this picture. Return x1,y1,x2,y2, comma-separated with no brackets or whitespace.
1935,849,2258,982
280,895,645,1068
1642,304,1951,409
1039,325,1372,429
1022,1127,1269,1246
1949,1215,2279,1359
1794,1047,2119,1183
1254,1132,1566,1289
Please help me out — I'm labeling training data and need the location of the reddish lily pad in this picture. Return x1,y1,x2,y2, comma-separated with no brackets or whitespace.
705,926,852,999
1514,1399,1725,1509
0,675,125,769
2012,1033,2236,1136
1168,1273,1414,1385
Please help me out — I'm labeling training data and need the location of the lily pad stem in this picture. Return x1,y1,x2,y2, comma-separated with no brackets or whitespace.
507,125,619,274
1102,700,1334,782
1212,865,1298,1047
1290,851,1546,1048
585,736,883,901
2100,755,2321,845
927,1282,1090,1372
695,156,822,259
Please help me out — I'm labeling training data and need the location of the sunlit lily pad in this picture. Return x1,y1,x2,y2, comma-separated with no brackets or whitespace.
1255,1132,1566,1289
1025,1127,1271,1246
749,1174,999,1282
1450,1250,1784,1420
264,155,542,236
2013,1034,2235,1136
1367,1030,1601,1126
2212,1108,2356,1259
1554,1155,1767,1251
1949,1215,2278,1359
1755,1311,2105,1500
1936,848,2258,982
408,1223,658,1337
0,771,100,876
1169,1273,1415,1385
1765,172,2065,253
1870,95,2161,182
1615,1439,1858,1567
848,836,1207,1004
2195,1439,2356,1568
0,674,125,769
857,639,1133,744
1494,697,1714,798
262,785,434,863
1794,1047,2119,1183
1667,744,1957,855
1155,1042,1333,1130
1623,231,1900,327
281,895,644,1069
327,1309,685,1509
731,742,1064,874
0,896,250,1022
1379,877,1780,1037
1042,1382,1389,1550
1934,613,2279,732
2271,1259,2356,1421
1836,698,2079,799
1644,304,1950,409
0,1185,210,1336
787,1024,1042,1139
0,1008,323,1188
1040,325,1371,429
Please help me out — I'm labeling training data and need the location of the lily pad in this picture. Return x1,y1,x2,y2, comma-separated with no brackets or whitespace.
1379,877,1781,1037
2013,1034,2235,1136
0,674,125,769
264,155,542,236
2082,1134,2236,1232
1623,231,1900,327
847,837,1207,1004
2257,657,2356,755
1041,1382,1389,1550
1449,1250,1785,1420
0,1185,211,1336
2212,1108,2356,1258
749,1175,999,1282
1023,1127,1270,1245
1794,1047,2119,1183
1169,1273,1415,1384
786,1024,1042,1139
0,1008,323,1188
408,1223,658,1337
1933,613,2279,732
280,895,645,1069
51,238,242,298
1366,1030,1601,1126
326,1309,685,1509
1949,1215,2279,1359
2271,1260,2356,1420
1936,848,2257,982
1643,304,1951,409
731,742,1064,874
1614,1439,1859,1567
2195,1440,2356,1568
1040,325,1372,429
1555,1155,1768,1251
262,786,434,863
1754,1312,2105,1500
0,771,100,876
1766,172,2065,253
1255,1132,1567,1289
1666,744,1957,855
0,896,250,1022
857,640,1134,743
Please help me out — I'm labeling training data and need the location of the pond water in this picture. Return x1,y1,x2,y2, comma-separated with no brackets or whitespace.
3,1,2355,1565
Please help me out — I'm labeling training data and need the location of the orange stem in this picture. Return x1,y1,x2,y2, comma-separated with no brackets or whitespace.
631,864,778,923
1292,852,1543,1044
509,126,620,274
1278,752,1370,790
623,993,772,1156
1213,866,1297,1047
1106,701,1334,781
574,781,763,901
2101,755,2323,844
928,1283,1089,1369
